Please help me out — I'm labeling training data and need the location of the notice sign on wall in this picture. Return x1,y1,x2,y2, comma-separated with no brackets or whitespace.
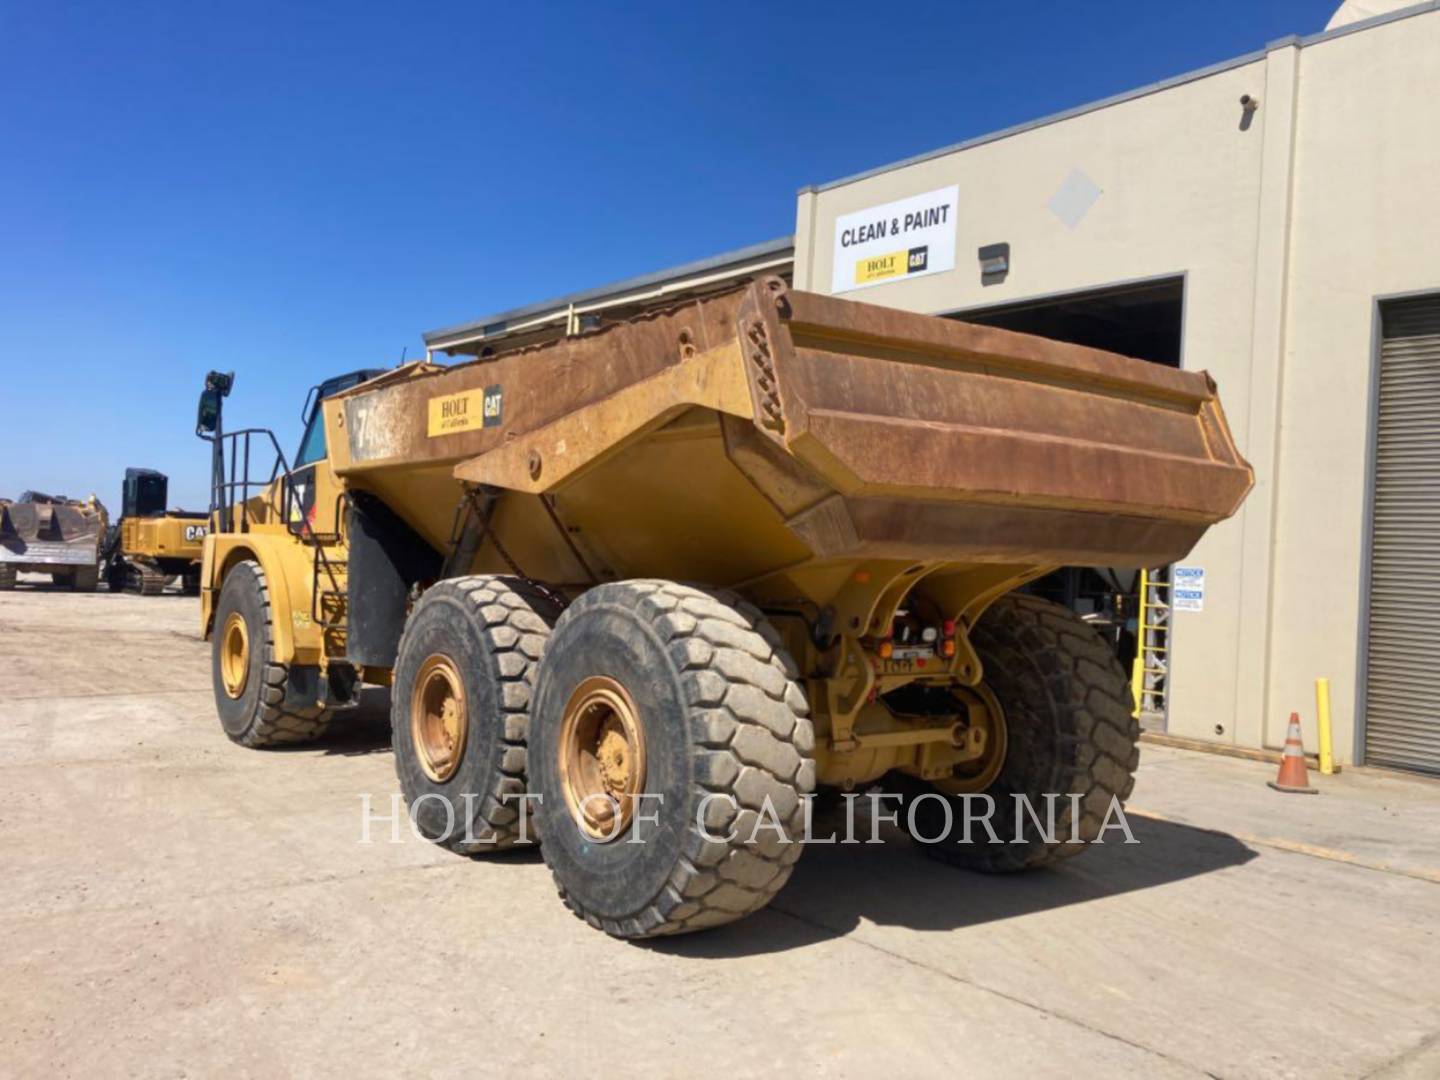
831,185,958,294
1173,565,1206,612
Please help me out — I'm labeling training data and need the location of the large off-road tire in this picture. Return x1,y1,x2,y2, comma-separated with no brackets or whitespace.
212,559,332,748
0,565,15,590
901,593,1140,872
391,576,561,854
530,580,815,939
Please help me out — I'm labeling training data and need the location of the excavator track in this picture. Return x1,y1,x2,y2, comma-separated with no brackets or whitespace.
111,557,169,596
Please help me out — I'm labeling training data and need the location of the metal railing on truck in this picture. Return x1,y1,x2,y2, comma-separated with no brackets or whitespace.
206,427,347,632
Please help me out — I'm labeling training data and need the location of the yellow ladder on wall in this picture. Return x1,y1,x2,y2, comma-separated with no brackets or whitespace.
1130,567,1170,724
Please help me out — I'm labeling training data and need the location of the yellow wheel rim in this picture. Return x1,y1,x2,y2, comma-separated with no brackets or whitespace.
220,612,250,699
558,676,647,842
411,655,468,783
938,683,1009,796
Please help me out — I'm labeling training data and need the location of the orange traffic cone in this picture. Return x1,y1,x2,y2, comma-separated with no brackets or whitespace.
1268,712,1318,794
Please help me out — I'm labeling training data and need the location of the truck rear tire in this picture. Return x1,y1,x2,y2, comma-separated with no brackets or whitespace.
529,580,814,938
73,565,99,592
0,565,14,590
901,593,1139,871
212,559,332,747
391,576,561,853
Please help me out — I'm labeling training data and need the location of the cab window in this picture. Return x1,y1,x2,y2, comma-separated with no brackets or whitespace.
293,369,384,468
295,409,327,468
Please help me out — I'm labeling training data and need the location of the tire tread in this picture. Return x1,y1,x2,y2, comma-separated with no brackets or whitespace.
938,592,1140,872
392,574,560,853
546,580,814,938
227,560,332,748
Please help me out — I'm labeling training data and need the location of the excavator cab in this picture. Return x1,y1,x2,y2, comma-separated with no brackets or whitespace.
122,468,169,519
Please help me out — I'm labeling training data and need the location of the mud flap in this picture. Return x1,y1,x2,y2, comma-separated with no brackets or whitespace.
345,492,441,669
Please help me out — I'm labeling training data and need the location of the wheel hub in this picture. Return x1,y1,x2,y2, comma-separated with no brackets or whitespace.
412,654,468,783
937,682,1008,795
558,676,647,841
220,612,250,699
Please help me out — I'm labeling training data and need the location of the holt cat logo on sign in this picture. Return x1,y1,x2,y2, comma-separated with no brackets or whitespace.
856,245,930,285
427,385,504,437
831,185,958,295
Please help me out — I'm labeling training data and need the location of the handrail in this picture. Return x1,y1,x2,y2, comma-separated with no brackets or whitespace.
209,426,346,615
209,427,290,533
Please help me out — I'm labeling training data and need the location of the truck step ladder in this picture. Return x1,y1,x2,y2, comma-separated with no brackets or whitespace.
1130,566,1170,728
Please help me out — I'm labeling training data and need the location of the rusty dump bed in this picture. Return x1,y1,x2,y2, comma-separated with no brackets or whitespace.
328,279,1251,579
0,493,107,569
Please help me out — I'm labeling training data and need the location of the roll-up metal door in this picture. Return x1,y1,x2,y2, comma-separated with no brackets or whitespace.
1364,294,1440,775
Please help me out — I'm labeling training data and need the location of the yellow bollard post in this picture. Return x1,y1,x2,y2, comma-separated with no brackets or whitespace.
1315,677,1334,776
1129,569,1148,718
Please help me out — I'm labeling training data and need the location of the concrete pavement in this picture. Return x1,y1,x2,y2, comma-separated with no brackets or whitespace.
1,579,1437,1078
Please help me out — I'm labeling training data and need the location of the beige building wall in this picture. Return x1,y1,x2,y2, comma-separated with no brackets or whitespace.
792,4,1440,765
1269,11,1440,760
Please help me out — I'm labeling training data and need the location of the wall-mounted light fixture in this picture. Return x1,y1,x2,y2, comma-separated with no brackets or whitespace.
978,242,1010,285
1239,93,1261,131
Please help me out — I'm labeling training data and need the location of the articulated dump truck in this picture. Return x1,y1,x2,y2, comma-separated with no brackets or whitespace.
198,278,1251,938
0,491,107,591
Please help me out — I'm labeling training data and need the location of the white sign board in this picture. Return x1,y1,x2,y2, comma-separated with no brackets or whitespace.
831,185,958,294
1173,565,1205,612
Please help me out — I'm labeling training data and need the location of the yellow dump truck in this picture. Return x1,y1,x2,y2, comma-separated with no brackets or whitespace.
103,469,208,595
196,279,1252,938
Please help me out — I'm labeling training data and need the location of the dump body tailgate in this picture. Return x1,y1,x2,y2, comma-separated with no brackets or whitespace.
769,288,1249,522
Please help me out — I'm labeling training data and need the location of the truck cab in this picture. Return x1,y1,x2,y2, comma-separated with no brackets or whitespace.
290,369,386,532
194,366,386,727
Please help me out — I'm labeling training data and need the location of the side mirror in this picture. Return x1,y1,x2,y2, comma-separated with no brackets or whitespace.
197,370,234,437
196,388,222,435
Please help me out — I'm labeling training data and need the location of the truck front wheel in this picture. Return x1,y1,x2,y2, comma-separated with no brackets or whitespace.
212,559,332,747
529,581,814,938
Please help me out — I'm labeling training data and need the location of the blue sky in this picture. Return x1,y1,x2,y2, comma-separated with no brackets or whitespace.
0,0,1335,510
